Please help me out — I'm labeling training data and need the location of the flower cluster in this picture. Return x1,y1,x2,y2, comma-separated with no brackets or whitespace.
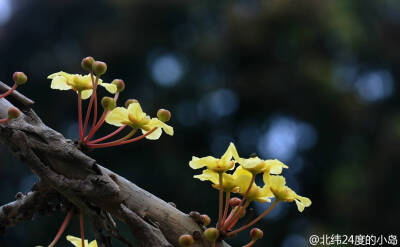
48,57,173,149
183,143,311,246
0,72,28,123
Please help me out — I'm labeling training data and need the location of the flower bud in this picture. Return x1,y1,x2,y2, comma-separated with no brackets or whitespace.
92,61,107,75
204,228,219,242
101,97,116,111
125,99,138,108
201,214,211,226
81,56,95,71
157,109,171,122
229,197,241,208
178,234,194,247
250,228,263,240
8,107,20,119
12,72,28,85
112,79,125,92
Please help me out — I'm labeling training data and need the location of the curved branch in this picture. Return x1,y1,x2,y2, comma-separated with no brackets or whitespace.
0,98,229,247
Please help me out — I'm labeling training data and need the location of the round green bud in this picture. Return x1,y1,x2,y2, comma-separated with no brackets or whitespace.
101,97,116,111
12,72,28,85
157,109,171,122
201,214,211,227
229,197,241,208
92,61,107,76
178,234,194,247
250,228,263,240
125,99,138,108
204,228,219,242
7,107,20,120
112,79,125,92
81,56,95,71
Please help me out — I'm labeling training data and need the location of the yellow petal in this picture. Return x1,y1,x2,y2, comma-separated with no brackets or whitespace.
194,169,219,184
99,82,118,94
265,159,288,175
66,235,89,247
294,195,312,212
194,169,238,192
147,118,174,136
142,127,162,140
127,102,145,120
263,174,286,189
50,76,72,90
48,71,72,79
81,89,93,100
189,156,218,169
221,142,239,162
88,240,98,247
105,107,129,127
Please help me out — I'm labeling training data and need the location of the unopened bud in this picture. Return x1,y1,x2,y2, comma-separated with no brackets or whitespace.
157,109,171,122
81,56,95,71
112,79,125,92
204,228,219,242
178,234,194,246
101,97,116,111
12,72,28,85
125,99,138,108
92,61,107,75
229,197,241,208
201,214,211,226
250,228,263,240
8,107,20,119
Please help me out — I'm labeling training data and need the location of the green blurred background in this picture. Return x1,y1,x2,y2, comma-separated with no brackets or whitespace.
0,0,399,246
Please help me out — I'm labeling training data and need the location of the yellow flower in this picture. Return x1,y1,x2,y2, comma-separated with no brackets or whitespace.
105,102,173,140
193,169,240,192
263,173,311,212
189,142,239,173
238,157,288,175
48,71,117,99
66,235,98,247
234,166,274,203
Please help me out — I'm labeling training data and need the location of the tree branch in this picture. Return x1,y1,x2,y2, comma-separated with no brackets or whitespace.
0,183,58,230
0,98,229,247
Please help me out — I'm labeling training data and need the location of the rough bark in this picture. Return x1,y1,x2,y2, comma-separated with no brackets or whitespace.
0,93,230,247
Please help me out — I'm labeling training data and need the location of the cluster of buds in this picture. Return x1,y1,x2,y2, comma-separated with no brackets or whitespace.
47,57,174,149
182,142,311,246
0,72,28,123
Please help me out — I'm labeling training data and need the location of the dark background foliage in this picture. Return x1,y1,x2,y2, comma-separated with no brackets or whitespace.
0,0,399,246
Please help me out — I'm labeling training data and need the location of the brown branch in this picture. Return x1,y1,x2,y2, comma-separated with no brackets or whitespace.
0,98,229,247
0,183,58,229
0,81,34,110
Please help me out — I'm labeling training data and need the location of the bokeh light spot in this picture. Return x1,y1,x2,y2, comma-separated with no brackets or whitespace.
150,53,184,87
355,70,394,102
197,89,239,120
0,0,12,26
258,116,317,161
